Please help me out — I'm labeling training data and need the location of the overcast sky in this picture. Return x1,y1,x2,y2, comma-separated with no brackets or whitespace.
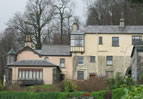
0,0,87,32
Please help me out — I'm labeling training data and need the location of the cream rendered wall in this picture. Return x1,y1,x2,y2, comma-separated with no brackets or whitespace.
72,33,139,79
42,56,72,80
17,51,43,61
85,34,134,75
85,34,133,56
11,67,55,84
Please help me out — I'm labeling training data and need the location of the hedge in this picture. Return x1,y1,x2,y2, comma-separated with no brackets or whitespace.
91,90,106,99
0,91,102,99
0,89,129,99
0,92,60,99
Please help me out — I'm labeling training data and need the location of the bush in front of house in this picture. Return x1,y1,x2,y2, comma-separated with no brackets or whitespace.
107,72,135,90
139,73,143,84
4,83,27,92
75,76,107,92
64,80,77,92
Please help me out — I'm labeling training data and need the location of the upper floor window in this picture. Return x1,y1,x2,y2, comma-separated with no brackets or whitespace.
90,56,95,62
132,36,142,45
71,34,84,47
99,37,103,45
112,37,119,46
60,58,65,68
77,56,84,65
106,56,113,66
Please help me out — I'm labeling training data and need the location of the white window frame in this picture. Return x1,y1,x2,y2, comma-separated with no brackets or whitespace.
106,56,113,66
60,58,65,68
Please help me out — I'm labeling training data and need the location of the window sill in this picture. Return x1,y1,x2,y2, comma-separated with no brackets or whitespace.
106,65,113,66
90,62,96,63
60,67,65,69
112,45,119,47
78,64,84,66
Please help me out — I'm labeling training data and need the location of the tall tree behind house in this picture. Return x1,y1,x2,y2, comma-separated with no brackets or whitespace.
87,0,143,25
8,0,55,49
53,0,73,44
0,27,24,81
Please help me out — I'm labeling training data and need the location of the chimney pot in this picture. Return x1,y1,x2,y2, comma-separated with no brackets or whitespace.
72,22,79,32
120,18,125,28
25,34,32,47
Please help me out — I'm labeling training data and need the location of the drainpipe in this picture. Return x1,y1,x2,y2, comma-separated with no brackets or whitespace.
96,32,99,75
3,75,6,87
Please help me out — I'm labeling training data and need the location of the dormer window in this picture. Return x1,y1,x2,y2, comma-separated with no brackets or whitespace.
71,34,84,47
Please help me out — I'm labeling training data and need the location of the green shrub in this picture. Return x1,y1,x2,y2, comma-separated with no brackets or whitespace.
139,73,143,84
139,73,143,81
125,85,143,99
0,81,2,91
112,88,127,99
91,90,106,99
107,72,135,90
125,76,135,86
64,80,77,92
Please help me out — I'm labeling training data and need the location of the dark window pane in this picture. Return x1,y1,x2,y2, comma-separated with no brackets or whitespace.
132,36,142,45
99,37,103,44
90,56,95,62
106,56,113,65
77,56,84,65
60,58,65,68
112,37,119,46
77,71,84,80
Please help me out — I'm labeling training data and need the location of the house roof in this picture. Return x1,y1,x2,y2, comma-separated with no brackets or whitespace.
7,60,58,67
85,25,143,34
40,45,71,56
16,46,41,56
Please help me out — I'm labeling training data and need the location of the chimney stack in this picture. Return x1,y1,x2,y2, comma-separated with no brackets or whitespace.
72,22,79,32
120,18,125,28
25,34,32,47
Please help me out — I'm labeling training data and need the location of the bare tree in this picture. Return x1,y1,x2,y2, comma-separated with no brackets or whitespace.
8,0,55,49
54,0,73,44
0,27,23,81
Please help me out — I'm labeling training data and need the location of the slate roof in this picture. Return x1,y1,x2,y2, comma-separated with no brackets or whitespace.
8,60,58,67
40,45,71,56
85,25,143,34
